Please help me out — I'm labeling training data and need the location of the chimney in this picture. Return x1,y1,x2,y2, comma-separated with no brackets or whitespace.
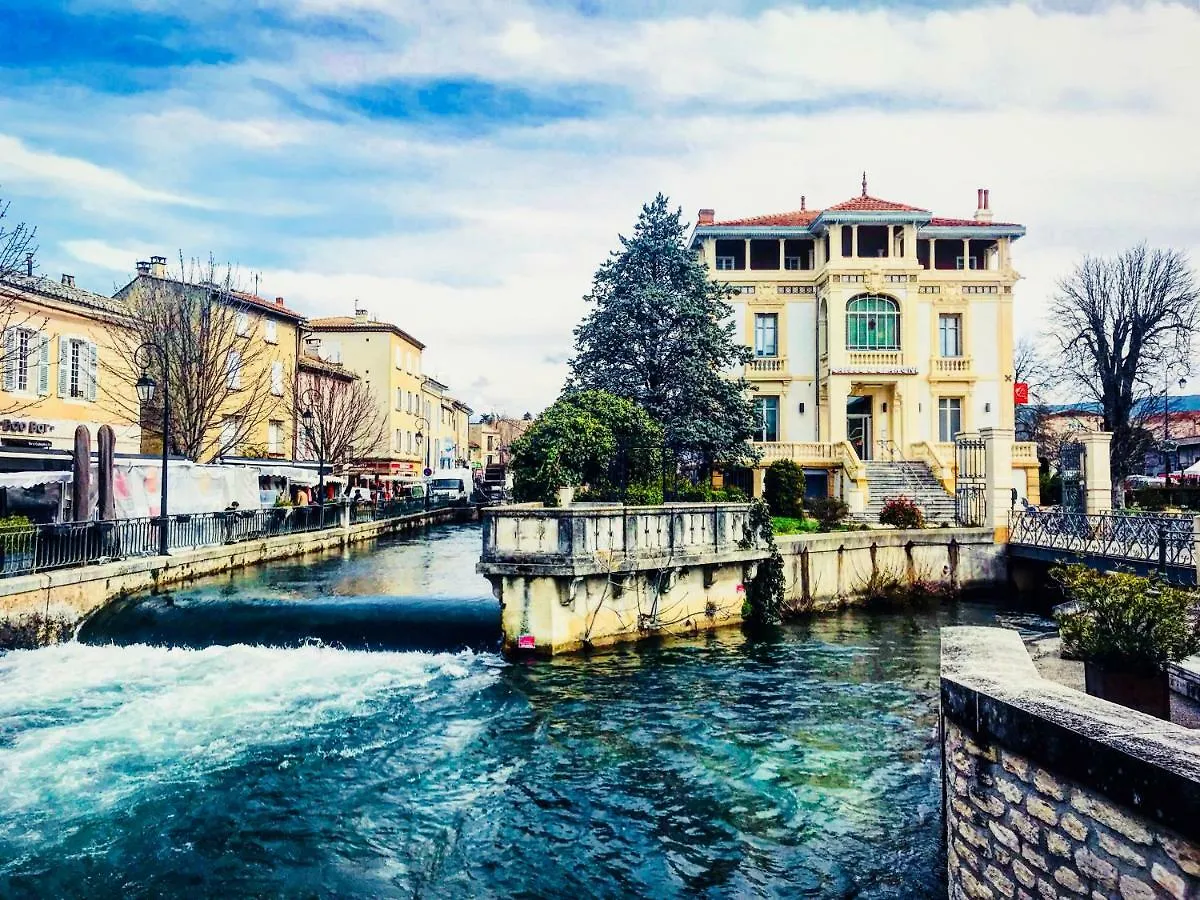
275,296,285,307
355,305,368,323
973,187,993,223
149,255,168,278
24,253,33,277
697,208,715,226
136,260,151,276
61,274,75,287
801,195,806,212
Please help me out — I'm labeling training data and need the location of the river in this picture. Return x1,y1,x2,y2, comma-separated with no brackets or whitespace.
0,522,1039,898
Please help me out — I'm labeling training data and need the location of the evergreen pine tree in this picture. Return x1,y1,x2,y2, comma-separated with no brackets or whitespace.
568,194,757,472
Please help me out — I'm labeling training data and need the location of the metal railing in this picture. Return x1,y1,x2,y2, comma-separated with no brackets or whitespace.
1009,509,1195,570
0,497,466,579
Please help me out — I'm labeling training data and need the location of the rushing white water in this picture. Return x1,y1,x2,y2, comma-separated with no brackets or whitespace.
0,643,503,856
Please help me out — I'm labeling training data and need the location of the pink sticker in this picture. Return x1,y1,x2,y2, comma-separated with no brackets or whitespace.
736,584,745,593
517,634,536,650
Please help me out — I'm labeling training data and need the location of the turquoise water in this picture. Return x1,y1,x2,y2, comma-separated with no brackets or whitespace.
0,524,1032,898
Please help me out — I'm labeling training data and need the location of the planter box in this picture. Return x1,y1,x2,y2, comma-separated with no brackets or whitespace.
1084,662,1170,719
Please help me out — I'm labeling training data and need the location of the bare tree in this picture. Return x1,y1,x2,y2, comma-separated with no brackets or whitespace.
291,371,386,472
0,192,52,415
1050,245,1200,504
106,255,281,462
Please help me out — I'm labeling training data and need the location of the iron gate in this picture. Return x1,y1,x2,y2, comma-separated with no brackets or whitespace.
1059,441,1085,513
955,435,986,526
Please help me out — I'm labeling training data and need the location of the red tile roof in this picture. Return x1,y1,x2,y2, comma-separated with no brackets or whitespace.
825,194,928,213
229,289,304,320
309,315,426,349
926,216,1022,228
715,209,820,227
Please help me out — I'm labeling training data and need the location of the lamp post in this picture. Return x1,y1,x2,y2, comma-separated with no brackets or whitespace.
414,413,429,472
299,387,325,505
134,342,170,556
1164,374,1187,485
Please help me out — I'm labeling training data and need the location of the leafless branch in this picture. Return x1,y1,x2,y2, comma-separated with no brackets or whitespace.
289,367,387,471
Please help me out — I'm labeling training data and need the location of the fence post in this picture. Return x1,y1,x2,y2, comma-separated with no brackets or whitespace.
1159,524,1168,576
981,427,1014,541
1077,431,1113,514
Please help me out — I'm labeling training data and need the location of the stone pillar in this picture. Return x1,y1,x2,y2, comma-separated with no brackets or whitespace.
828,376,850,444
981,426,1013,539
1077,430,1113,514
850,225,858,259
752,467,766,499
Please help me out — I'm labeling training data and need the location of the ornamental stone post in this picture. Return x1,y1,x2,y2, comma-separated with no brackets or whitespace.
1077,430,1113,514
981,427,1013,540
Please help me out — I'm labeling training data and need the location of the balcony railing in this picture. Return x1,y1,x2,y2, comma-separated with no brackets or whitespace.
846,350,903,367
748,356,787,376
930,356,973,377
1013,442,1038,463
756,441,841,465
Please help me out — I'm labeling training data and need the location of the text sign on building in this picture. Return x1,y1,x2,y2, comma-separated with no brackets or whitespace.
517,634,536,650
1013,383,1029,405
0,419,55,435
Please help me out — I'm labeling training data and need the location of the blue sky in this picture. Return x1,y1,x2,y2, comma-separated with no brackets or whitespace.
2,0,1199,413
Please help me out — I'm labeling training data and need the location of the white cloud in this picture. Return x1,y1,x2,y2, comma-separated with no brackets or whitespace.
0,135,217,212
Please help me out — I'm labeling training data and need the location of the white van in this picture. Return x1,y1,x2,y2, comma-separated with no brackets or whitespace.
427,468,473,503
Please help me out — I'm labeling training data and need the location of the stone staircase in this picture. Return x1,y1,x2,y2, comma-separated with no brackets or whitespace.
859,461,958,526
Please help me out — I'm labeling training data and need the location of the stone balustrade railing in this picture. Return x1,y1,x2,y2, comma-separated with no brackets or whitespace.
480,502,760,575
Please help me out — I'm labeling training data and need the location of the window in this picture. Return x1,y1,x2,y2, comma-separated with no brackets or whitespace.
395,347,404,369
264,320,277,344
938,398,962,442
486,435,494,451
221,415,242,454
754,313,778,358
268,420,284,455
752,396,779,442
406,430,413,453
226,350,242,389
715,239,745,271
271,360,284,396
939,314,963,357
396,387,403,410
395,429,403,452
845,295,900,350
235,312,251,336
3,328,46,394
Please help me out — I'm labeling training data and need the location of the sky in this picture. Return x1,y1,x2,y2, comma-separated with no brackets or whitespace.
2,0,1199,416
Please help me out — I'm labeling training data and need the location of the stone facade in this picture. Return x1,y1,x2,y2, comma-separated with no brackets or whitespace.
942,627,1200,900
945,720,1199,900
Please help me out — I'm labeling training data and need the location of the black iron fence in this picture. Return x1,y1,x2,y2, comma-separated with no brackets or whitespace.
1009,509,1195,570
0,497,464,579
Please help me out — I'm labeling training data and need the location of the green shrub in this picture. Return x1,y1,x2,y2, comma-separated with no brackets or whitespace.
0,515,32,531
879,496,925,529
772,516,819,535
764,460,805,518
1053,564,1200,673
807,497,849,531
738,499,784,624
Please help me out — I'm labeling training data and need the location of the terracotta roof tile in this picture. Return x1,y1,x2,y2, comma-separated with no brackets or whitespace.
926,216,1022,228
714,209,821,227
228,289,304,319
309,315,425,349
825,194,928,213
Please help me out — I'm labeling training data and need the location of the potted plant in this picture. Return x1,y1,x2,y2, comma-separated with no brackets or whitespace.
1053,564,1200,718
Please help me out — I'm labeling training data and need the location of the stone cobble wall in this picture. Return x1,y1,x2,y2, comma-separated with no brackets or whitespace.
946,720,1200,900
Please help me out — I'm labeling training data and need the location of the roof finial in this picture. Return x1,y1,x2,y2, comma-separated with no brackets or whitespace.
800,194,806,212
861,170,868,198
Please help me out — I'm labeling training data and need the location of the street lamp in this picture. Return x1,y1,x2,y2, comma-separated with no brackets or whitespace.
299,387,325,505
134,342,170,556
414,413,429,471
1164,374,1188,484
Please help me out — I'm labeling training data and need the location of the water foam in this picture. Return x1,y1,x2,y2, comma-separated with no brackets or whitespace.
0,642,503,853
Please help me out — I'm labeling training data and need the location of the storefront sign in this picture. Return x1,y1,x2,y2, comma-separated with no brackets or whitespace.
1014,382,1029,405
0,419,54,435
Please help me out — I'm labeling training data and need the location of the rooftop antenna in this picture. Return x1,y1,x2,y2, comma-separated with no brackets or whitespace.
861,171,868,198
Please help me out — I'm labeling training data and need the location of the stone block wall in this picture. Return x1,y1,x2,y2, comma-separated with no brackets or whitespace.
942,627,1200,900
945,719,1198,900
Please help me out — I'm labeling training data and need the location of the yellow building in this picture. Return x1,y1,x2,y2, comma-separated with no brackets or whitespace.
115,257,304,462
690,183,1039,509
0,271,141,464
420,375,473,470
309,308,427,480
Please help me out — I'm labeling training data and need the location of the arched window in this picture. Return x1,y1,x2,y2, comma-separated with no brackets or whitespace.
818,299,829,357
845,294,900,350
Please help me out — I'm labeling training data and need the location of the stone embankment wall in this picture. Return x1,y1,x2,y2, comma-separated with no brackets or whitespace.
0,505,474,648
777,527,1003,611
942,627,1200,900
